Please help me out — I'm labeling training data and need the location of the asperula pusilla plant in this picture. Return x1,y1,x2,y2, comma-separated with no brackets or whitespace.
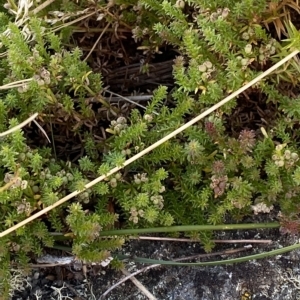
110,116,128,134
272,144,299,168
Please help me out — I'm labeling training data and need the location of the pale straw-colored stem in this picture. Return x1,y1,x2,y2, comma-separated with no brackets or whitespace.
0,113,39,138
84,22,110,62
121,268,157,300
104,89,158,114
51,12,96,33
32,0,55,15
0,78,33,90
0,49,298,238
100,246,249,298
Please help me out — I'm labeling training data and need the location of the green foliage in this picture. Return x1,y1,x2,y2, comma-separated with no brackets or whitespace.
106,0,300,240
1,0,300,297
0,7,111,297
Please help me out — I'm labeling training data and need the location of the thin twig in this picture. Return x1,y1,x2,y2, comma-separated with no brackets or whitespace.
84,22,110,62
99,265,160,299
121,269,157,300
210,239,271,244
77,95,153,103
32,0,55,15
104,89,158,115
0,113,39,138
2,79,33,86
100,246,251,299
32,119,51,143
106,95,153,103
51,11,96,33
0,78,33,90
0,50,298,238
64,282,85,300
28,263,72,268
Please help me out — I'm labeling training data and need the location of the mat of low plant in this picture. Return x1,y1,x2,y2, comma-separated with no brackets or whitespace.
1,0,300,297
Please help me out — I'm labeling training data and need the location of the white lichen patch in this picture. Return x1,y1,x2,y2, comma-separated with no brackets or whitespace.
3,268,32,299
283,268,300,299
251,202,274,214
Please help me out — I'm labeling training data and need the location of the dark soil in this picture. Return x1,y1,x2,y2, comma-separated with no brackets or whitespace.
12,227,300,300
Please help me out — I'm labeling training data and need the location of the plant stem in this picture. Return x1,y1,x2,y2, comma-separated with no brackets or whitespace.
99,222,280,236
121,242,300,266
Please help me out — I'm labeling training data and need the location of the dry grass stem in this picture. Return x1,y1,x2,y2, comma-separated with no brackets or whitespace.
104,90,158,114
32,119,51,143
100,246,251,298
32,0,56,15
0,78,33,90
120,269,157,300
84,22,111,62
0,113,38,138
51,11,97,33
106,95,153,102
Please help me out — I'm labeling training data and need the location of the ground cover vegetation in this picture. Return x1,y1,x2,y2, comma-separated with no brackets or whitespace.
0,0,300,297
